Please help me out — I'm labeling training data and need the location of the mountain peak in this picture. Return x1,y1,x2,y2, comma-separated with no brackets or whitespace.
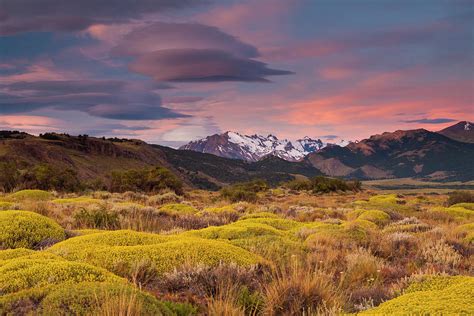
438,121,474,143
180,131,329,162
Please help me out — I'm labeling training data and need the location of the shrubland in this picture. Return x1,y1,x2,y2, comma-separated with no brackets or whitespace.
0,185,472,315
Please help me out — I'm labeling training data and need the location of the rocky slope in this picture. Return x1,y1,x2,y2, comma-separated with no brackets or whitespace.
305,127,474,181
0,132,320,190
438,121,473,143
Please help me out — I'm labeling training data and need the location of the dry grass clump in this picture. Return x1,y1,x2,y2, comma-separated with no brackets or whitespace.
263,258,342,315
419,239,463,271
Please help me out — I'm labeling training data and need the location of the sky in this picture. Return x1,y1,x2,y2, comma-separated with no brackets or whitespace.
0,0,473,147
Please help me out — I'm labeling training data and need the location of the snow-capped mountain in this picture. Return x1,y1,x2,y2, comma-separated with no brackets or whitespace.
179,131,340,161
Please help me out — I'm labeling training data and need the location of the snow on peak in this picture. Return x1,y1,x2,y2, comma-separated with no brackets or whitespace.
181,131,350,162
464,122,471,131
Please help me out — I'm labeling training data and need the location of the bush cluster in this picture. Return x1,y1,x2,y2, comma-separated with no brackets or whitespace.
110,166,183,195
220,179,268,202
447,191,474,206
284,176,361,193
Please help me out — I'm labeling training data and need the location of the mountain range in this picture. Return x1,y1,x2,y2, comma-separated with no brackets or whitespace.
0,121,472,188
179,131,348,161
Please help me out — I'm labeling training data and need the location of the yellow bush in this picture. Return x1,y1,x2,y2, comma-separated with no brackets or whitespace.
52,229,171,248
456,223,474,244
0,248,35,261
360,276,474,315
7,190,52,201
52,197,102,205
240,212,280,220
40,281,174,316
305,221,372,248
239,217,304,231
185,221,285,240
445,205,474,220
200,205,237,214
450,202,474,210
0,258,124,294
159,203,198,215
0,281,177,316
357,210,390,226
0,201,15,210
48,230,262,277
0,211,65,249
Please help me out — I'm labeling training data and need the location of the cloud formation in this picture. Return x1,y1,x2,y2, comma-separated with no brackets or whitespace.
113,22,292,83
0,0,202,34
113,22,259,58
402,118,457,124
129,49,292,82
0,79,186,120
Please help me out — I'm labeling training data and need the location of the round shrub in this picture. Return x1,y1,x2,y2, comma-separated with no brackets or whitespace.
50,229,170,248
0,258,124,294
240,212,280,220
361,276,474,315
0,248,35,261
186,222,285,240
159,203,198,215
40,281,174,316
0,281,176,316
0,211,66,249
48,230,262,277
52,197,102,205
7,190,52,201
456,223,474,244
357,210,390,226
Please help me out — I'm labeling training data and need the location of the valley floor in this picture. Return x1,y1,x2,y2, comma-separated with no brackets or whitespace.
1,188,473,315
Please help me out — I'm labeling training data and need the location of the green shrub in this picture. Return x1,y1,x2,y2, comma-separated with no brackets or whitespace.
0,248,35,261
305,221,372,248
284,176,361,193
450,202,474,210
283,178,312,191
0,211,65,249
240,212,280,220
0,281,176,316
447,191,474,206
22,164,81,192
431,205,474,221
110,166,183,195
361,276,474,315
52,197,102,204
357,210,390,226
185,217,306,259
0,258,124,294
159,203,198,215
456,223,474,244
50,230,170,248
7,189,52,201
40,282,173,316
48,230,262,277
220,179,268,202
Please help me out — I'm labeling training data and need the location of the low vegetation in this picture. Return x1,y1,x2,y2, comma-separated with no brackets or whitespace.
0,184,472,315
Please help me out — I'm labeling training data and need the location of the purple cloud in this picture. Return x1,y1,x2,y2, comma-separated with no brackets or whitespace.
0,79,187,120
129,48,293,82
402,118,457,124
0,0,204,35
113,22,259,58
